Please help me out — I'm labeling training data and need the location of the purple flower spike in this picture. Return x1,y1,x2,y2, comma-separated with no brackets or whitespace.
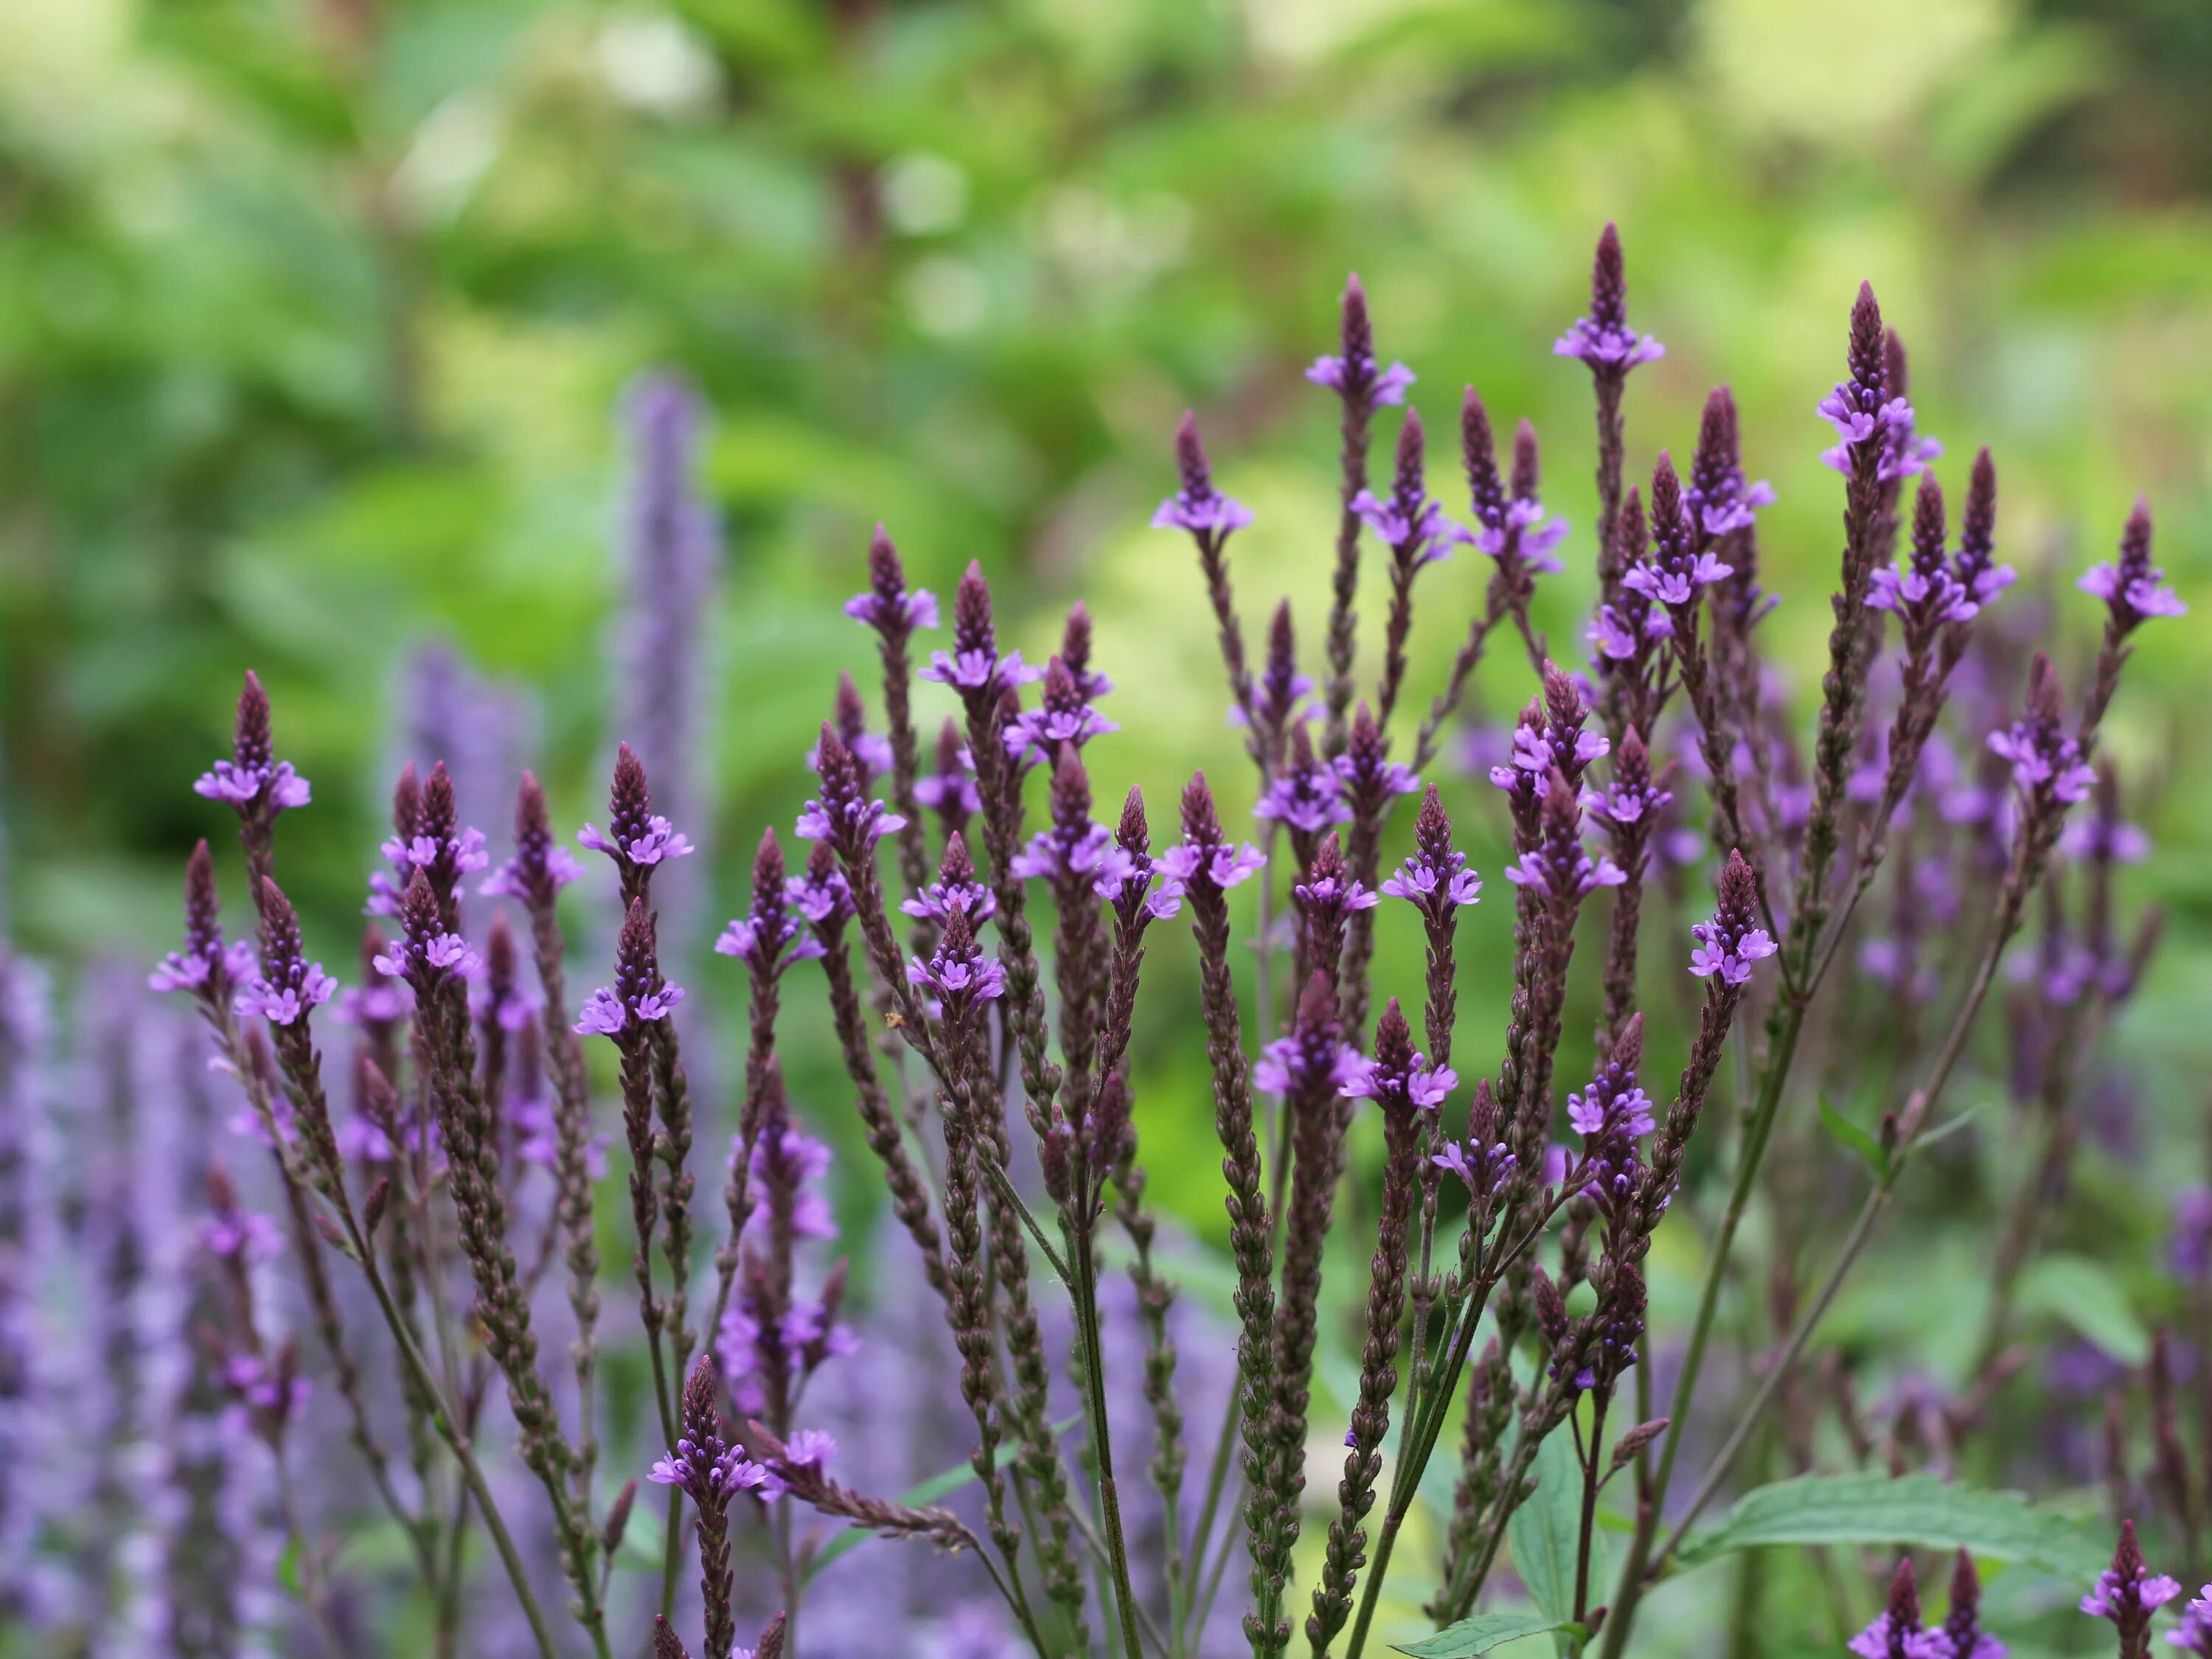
907,903,1006,1017
1554,223,1664,372
2079,498,2185,632
576,899,685,1038
1627,454,1732,612
798,725,908,856
1382,787,1481,915
481,771,586,901
1952,448,2015,608
1987,655,2096,807
1153,412,1254,535
1256,726,1353,836
1340,1004,1455,1111
1689,851,1778,985
195,672,313,815
2082,1522,2180,1657
716,829,827,977
1851,1559,1955,1659
844,524,941,635
1307,273,1415,409
1351,410,1472,568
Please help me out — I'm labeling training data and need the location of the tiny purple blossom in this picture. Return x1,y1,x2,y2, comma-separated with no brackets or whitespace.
577,815,692,867
195,758,313,810
1158,838,1267,891
236,964,338,1026
1306,355,1415,406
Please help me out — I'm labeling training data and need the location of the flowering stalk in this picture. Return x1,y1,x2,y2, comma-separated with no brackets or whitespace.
1159,414,1263,752
1310,1001,1447,1653
1173,774,1286,1655
184,686,567,1659
1309,274,1413,755
846,525,940,919
484,771,602,1519
1555,223,1663,571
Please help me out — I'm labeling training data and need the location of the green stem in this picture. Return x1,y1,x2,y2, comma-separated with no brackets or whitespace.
1070,1206,1146,1659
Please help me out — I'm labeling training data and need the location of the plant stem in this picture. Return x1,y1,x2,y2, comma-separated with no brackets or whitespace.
1069,1205,1146,1659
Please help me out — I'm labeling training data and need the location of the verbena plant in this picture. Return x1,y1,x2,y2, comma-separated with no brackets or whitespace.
25,226,2196,1658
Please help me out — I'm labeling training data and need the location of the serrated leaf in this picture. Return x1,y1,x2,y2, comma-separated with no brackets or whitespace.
1506,1429,1591,1652
1392,1612,1575,1657
1677,1472,2109,1582
2019,1254,2149,1366
1819,1095,1888,1178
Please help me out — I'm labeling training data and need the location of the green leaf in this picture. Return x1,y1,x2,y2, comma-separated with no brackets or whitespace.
801,1413,1083,1584
2018,1254,2149,1366
1391,1612,1576,1658
1677,1472,2110,1582
1506,1429,1591,1651
1819,1095,1888,1178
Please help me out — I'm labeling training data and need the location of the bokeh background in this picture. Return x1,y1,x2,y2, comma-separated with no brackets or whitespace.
4,0,2212,1651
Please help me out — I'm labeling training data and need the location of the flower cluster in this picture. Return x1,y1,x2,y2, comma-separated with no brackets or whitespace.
1554,223,1664,372
1688,852,1777,985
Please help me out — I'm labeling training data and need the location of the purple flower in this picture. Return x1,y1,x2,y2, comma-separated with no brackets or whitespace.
1987,721,2096,806
797,732,908,854
1688,854,1778,985
577,815,692,867
1158,838,1266,891
1503,846,1626,902
921,644,1044,695
150,940,257,995
236,965,338,1027
1846,1615,1955,1659
481,844,582,899
1093,842,1184,923
1632,455,1733,612
1380,855,1481,908
902,834,995,922
373,931,477,982
2168,1588,2212,1655
2081,1568,2183,1619
1306,357,1415,407
1568,1079,1655,1140
785,854,852,928
195,759,311,812
1341,1049,1455,1111
1554,224,1663,371
1351,482,1472,568
1555,317,1665,370
1254,1033,1363,1099
574,982,684,1035
1012,820,1115,885
1254,756,1352,836
2079,498,2185,630
908,907,1006,1014
715,914,826,973
1307,274,1414,409
1472,496,1569,573
1327,734,1416,805
1154,413,1254,535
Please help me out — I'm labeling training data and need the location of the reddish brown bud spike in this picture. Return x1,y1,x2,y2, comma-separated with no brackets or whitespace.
1614,1012,1644,1074
1885,1557,1921,1630
939,830,974,884
1116,785,1147,852
1340,273,1371,361
1179,772,1222,844
1511,419,1539,501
